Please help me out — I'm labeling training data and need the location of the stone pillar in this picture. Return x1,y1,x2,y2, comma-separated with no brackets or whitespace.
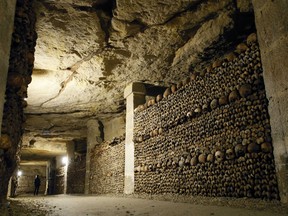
45,163,49,195
0,0,16,135
253,0,288,203
63,158,68,194
124,82,146,194
85,119,101,194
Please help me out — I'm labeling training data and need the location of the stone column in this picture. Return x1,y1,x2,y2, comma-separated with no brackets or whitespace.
45,162,49,195
0,0,16,135
253,0,288,203
85,119,101,194
124,82,146,194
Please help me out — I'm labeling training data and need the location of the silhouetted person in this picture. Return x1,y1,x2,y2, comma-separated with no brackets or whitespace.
34,175,41,195
11,175,18,197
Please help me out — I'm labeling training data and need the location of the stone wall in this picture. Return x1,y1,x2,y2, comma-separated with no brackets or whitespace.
133,34,279,200
0,0,37,202
252,0,288,204
67,155,86,194
17,165,46,195
103,115,125,141
90,139,125,194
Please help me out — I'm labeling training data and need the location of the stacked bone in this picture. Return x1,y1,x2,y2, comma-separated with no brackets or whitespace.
0,0,37,200
90,138,125,194
133,33,279,200
0,0,36,150
67,155,86,194
55,167,66,194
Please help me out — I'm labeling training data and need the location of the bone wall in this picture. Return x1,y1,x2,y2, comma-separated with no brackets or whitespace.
54,166,65,194
134,34,279,200
67,155,86,194
90,137,125,194
0,0,37,202
0,0,16,135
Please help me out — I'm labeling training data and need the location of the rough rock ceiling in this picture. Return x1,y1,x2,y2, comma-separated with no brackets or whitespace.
23,0,254,159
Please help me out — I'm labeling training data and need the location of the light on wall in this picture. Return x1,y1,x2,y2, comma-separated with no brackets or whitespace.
62,156,68,166
17,170,22,177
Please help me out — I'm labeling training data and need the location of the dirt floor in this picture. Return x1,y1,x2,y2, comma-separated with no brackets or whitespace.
1,194,288,216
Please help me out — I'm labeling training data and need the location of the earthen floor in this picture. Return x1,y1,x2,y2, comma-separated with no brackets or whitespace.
3,195,288,216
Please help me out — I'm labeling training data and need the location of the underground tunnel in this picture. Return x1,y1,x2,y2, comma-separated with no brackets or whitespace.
0,0,288,215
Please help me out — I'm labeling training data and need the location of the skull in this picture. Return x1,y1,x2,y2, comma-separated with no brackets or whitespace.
198,154,206,163
194,107,202,114
186,111,192,118
202,104,209,112
234,144,246,157
228,90,240,103
152,129,158,137
138,135,143,142
163,87,171,98
219,95,228,106
147,98,156,107
178,157,185,167
247,143,260,153
239,84,252,98
171,84,177,93
226,149,235,160
190,73,197,81
135,165,141,172
215,151,224,162
140,164,145,172
206,153,214,162
247,33,257,44
177,81,183,89
17,85,28,98
190,156,198,166
184,157,190,165
261,142,272,153
156,161,161,168
210,99,219,110
156,94,163,102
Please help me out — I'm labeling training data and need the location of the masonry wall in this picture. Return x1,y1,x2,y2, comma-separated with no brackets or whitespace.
17,165,46,195
133,34,279,200
252,0,288,204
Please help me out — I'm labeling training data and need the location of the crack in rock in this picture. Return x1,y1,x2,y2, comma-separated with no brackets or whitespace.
40,48,106,107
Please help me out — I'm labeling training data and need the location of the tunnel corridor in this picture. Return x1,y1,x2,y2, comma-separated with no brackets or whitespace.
1,0,288,215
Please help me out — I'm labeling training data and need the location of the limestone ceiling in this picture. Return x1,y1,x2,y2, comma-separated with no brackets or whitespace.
24,0,254,145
